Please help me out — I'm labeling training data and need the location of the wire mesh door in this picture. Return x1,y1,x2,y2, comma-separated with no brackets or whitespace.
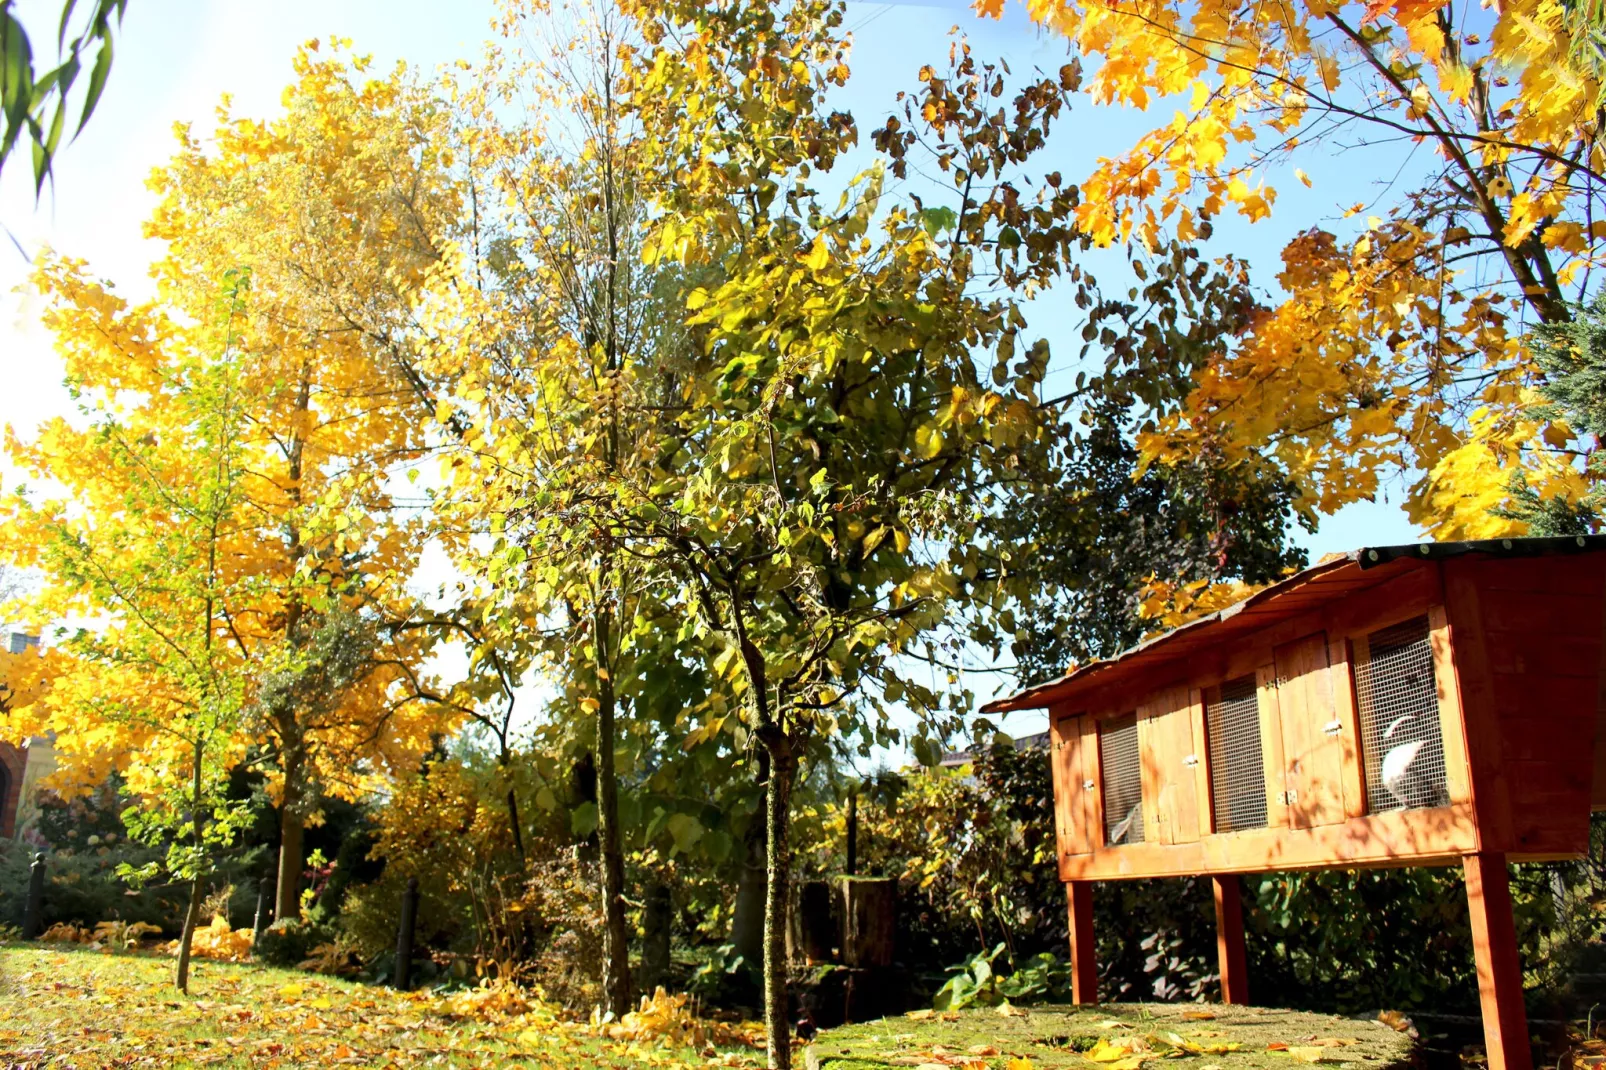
1101,712,1144,845
1207,676,1269,832
1354,615,1449,812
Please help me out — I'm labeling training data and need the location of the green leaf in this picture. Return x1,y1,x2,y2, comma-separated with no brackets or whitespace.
78,37,111,136
917,205,957,238
702,829,732,863
666,812,704,854
570,801,598,838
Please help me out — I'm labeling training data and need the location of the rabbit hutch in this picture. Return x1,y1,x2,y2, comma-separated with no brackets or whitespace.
984,535,1606,1070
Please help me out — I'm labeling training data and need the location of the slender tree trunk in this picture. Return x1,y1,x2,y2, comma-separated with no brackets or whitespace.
175,874,204,994
499,748,526,864
763,744,796,1070
595,600,632,1017
176,738,205,994
506,786,526,864
273,369,313,924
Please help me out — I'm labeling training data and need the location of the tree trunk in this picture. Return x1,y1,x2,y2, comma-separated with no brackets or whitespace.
764,746,796,1070
506,786,526,863
275,809,304,923
642,879,672,994
175,873,203,994
596,603,632,1018
176,741,207,994
731,817,767,966
275,750,305,923
499,743,524,863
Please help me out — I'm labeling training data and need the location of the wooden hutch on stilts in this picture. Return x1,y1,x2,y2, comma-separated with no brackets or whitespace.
984,535,1606,1070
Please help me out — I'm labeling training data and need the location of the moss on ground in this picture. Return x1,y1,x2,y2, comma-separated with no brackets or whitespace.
805,1002,1417,1070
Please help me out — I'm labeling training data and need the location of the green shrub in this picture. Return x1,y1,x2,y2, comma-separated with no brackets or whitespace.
254,916,336,968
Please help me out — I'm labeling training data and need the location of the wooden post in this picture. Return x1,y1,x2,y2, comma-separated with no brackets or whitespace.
1066,880,1096,1005
1212,874,1249,1005
252,873,273,947
22,852,45,940
845,792,858,876
1463,852,1532,1070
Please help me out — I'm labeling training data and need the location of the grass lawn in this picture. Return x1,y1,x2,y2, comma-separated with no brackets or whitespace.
0,942,764,1068
803,1003,1418,1070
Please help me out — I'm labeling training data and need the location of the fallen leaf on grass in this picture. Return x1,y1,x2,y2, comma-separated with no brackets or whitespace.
907,1009,935,1021
968,1045,1000,1056
1088,1038,1148,1065
996,1002,1027,1017
1377,1011,1413,1033
1007,1061,1036,1070
1286,1047,1332,1063
1088,1039,1135,1061
277,984,304,999
1181,1011,1216,1021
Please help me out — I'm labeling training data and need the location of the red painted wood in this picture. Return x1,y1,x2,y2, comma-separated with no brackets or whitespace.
1066,881,1097,1005
1212,874,1249,1005
1463,852,1532,1070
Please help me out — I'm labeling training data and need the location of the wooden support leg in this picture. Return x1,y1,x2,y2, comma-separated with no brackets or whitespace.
1066,880,1096,1005
1463,852,1532,1070
1212,874,1249,1005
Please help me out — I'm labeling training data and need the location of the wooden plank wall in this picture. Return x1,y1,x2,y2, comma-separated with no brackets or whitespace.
1047,551,1606,882
1444,555,1605,858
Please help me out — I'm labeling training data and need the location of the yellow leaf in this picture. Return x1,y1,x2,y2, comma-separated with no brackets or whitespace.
1088,1039,1140,1062
803,234,831,273
277,984,304,999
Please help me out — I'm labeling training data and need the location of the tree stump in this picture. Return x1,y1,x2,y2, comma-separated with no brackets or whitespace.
793,880,835,965
838,876,894,968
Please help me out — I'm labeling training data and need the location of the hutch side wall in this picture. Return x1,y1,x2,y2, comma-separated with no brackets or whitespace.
1443,555,1605,860
1049,554,1605,883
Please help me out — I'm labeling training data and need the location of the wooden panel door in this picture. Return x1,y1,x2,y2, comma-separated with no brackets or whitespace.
1273,632,1348,828
1139,685,1204,844
1050,713,1095,858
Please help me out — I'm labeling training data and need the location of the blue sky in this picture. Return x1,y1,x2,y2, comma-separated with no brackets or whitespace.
0,0,1423,741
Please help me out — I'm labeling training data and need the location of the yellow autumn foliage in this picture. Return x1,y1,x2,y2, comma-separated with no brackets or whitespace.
163,915,254,963
981,0,1603,535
